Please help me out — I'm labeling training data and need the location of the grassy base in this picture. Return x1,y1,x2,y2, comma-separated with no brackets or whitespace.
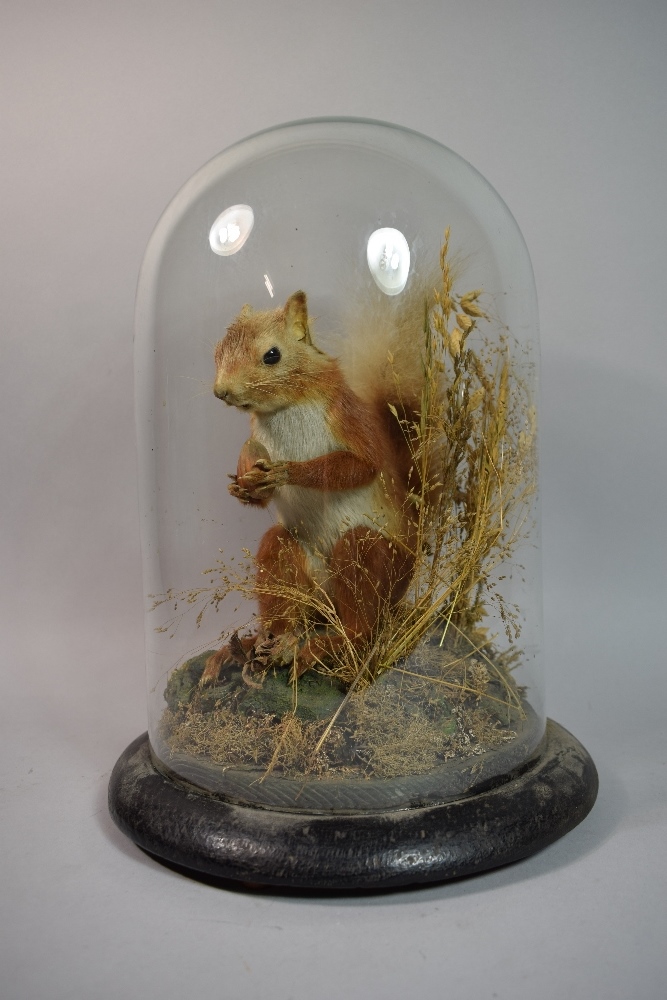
158,635,524,782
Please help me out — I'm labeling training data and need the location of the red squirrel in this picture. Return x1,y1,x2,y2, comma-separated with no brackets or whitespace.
201,289,423,683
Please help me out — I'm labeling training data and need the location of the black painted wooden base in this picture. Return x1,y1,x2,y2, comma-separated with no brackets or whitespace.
108,720,597,890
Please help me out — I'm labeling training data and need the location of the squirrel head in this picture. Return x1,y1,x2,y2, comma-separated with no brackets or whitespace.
213,291,329,414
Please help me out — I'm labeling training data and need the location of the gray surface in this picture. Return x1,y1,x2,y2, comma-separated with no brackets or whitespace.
1,2,665,998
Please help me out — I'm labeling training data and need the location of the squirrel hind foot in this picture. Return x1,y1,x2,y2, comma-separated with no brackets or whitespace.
199,650,228,687
199,632,256,686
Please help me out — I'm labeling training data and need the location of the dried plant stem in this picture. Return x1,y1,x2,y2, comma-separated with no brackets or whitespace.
311,651,375,757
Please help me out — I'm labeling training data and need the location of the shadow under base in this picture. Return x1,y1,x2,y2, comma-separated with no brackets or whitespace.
108,720,597,890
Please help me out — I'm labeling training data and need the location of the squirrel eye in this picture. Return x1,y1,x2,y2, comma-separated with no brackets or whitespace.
262,347,281,365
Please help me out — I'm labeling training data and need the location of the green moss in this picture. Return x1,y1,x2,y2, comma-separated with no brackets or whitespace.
164,651,209,709
164,651,344,722
239,669,344,722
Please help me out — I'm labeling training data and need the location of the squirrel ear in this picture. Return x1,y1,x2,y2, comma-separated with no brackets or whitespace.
240,303,253,317
284,291,312,344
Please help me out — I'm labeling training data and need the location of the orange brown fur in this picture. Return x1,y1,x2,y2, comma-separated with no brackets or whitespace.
203,290,420,683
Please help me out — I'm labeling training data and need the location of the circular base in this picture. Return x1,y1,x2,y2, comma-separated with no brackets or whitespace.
108,720,598,890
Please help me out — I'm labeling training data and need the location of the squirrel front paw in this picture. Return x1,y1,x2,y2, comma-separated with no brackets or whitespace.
228,478,263,504
231,460,289,502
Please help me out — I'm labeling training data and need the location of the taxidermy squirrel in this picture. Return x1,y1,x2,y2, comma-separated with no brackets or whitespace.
201,286,429,685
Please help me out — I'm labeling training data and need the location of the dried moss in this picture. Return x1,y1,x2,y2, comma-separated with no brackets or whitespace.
158,635,520,781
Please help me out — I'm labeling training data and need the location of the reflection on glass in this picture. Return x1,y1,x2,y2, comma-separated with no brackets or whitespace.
209,204,254,256
366,227,410,295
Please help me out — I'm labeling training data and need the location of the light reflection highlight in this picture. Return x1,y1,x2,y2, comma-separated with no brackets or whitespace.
209,205,254,256
366,227,410,295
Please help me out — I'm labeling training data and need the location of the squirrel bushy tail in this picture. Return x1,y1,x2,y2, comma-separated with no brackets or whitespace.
338,272,439,491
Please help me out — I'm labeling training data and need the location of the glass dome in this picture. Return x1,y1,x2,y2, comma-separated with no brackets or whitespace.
135,118,543,812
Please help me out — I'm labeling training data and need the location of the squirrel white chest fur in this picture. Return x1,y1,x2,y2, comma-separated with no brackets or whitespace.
254,401,338,466
253,401,392,581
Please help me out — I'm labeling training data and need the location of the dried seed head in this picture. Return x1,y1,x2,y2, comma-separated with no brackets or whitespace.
470,661,490,693
459,291,485,318
468,386,484,412
449,327,463,358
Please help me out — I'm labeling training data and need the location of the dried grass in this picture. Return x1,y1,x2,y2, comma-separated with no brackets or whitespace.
158,644,520,780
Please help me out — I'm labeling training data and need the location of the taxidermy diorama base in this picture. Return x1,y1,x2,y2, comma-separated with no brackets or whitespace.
108,720,597,890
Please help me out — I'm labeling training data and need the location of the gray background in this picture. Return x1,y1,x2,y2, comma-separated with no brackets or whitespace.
1,2,665,998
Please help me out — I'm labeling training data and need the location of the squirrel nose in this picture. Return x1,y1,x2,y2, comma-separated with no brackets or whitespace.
214,384,228,401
